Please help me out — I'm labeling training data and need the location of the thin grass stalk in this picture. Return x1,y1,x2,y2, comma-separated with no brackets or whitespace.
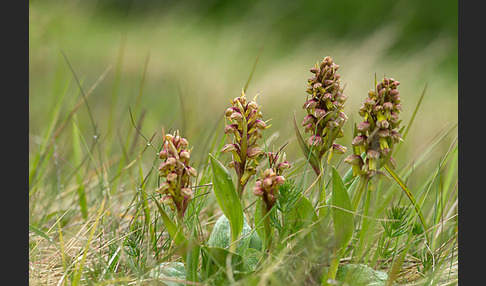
352,181,374,263
72,198,106,286
29,65,109,193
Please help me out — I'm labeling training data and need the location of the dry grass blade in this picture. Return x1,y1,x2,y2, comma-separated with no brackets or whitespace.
72,198,106,286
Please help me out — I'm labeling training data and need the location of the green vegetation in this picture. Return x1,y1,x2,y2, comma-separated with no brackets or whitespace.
29,1,457,285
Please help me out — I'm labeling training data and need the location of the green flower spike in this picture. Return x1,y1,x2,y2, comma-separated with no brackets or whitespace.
253,151,291,210
346,77,403,177
222,90,269,197
302,56,348,161
156,130,197,221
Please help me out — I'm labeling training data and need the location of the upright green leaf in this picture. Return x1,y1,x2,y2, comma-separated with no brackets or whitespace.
186,227,200,283
331,167,354,251
324,168,354,284
209,154,244,252
254,199,264,245
150,195,186,247
287,194,318,233
201,246,246,284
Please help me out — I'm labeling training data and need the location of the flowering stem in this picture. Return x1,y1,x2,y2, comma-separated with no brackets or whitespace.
237,111,249,199
353,181,374,263
318,161,327,218
261,200,273,252
236,182,245,200
351,175,370,211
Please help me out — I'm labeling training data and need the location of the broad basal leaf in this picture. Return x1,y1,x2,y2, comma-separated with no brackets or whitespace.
209,154,244,251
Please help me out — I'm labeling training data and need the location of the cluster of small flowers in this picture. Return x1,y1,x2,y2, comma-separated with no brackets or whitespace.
253,152,291,209
302,56,348,155
345,77,403,175
157,131,197,219
222,91,268,188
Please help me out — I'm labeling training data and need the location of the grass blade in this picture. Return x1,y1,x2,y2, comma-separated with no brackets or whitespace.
29,224,60,250
401,84,427,142
72,198,106,286
243,45,264,93
150,194,186,247
72,114,88,219
385,165,429,246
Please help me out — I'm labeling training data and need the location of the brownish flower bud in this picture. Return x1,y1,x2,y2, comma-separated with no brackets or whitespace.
180,187,193,198
304,123,314,133
352,135,367,146
179,137,189,149
302,114,316,126
309,135,322,146
229,111,243,121
390,130,402,143
383,102,393,110
253,186,264,197
365,99,376,108
276,161,291,172
158,162,168,172
314,108,327,118
225,107,237,117
161,195,174,205
158,149,168,159
167,172,178,182
303,99,318,109
224,124,238,134
180,150,190,162
332,143,347,154
344,154,364,165
247,147,264,159
157,182,171,194
165,134,174,142
166,157,177,166
247,100,259,110
345,154,365,176
377,129,390,137
366,149,381,170
186,166,197,177
263,177,273,189
221,143,238,153
357,121,370,132
254,119,267,130
378,120,389,129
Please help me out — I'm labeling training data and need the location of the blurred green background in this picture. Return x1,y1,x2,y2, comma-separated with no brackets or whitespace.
29,0,457,188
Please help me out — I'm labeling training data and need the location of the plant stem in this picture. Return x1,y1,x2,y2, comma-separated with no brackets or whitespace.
352,175,370,211
323,253,341,286
318,162,327,218
353,184,373,263
318,177,326,218
261,201,273,252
